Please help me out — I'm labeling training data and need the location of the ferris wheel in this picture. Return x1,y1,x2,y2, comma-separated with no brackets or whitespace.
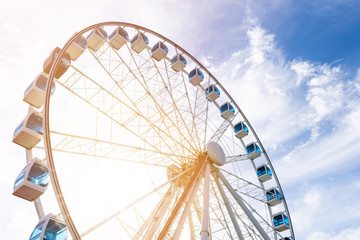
12,22,295,240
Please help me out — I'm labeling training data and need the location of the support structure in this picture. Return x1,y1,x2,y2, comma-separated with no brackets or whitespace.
133,187,173,240
157,157,206,240
217,170,271,240
200,162,211,240
143,186,175,240
32,21,294,240
188,209,196,240
213,172,245,240
81,166,193,237
173,166,204,240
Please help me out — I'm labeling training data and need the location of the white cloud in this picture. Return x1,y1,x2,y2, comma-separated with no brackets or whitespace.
307,227,360,240
290,180,360,239
199,19,360,239
303,187,322,210
245,26,275,65
204,19,360,184
206,21,304,147
292,60,349,125
291,61,316,86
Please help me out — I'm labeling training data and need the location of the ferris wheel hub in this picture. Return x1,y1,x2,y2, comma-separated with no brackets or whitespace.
206,141,226,166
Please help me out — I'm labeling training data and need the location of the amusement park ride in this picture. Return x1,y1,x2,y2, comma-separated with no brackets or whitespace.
12,22,294,240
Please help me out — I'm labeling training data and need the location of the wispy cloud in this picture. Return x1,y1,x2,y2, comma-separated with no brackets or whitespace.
307,227,360,240
200,15,360,239
205,14,360,168
291,180,360,239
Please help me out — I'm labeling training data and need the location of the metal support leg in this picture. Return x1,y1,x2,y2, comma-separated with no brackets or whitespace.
188,209,196,240
144,186,175,240
213,172,245,240
200,162,211,240
193,197,202,222
217,170,271,240
173,166,204,240
157,157,206,240
133,187,173,240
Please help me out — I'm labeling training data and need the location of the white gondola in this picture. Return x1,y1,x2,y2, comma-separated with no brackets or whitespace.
109,27,128,50
188,68,204,86
29,213,67,240
151,41,168,61
220,102,235,119
266,187,282,206
246,142,261,160
131,32,149,53
205,84,220,101
23,72,56,108
273,212,290,232
13,158,49,201
43,47,71,79
86,27,108,52
13,110,43,150
256,164,272,182
65,34,87,61
234,121,249,139
170,54,186,72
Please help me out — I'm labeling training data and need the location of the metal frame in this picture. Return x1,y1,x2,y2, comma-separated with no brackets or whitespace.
24,21,297,239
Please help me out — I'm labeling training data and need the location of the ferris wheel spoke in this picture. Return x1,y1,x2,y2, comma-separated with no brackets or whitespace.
234,211,261,240
93,42,200,155
116,217,136,239
200,77,211,150
86,49,199,159
193,86,208,149
144,48,202,153
215,169,272,240
234,192,285,240
208,119,231,143
225,154,249,163
181,82,208,152
170,50,203,152
80,166,195,237
204,117,241,153
56,68,194,161
175,68,206,154
122,49,200,155
44,130,193,167
158,156,206,240
216,172,267,211
181,75,207,152
163,59,204,153
219,168,266,195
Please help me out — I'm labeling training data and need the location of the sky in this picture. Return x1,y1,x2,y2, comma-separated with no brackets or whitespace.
1,0,360,239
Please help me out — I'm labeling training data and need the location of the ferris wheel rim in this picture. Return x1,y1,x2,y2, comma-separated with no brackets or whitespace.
42,21,295,239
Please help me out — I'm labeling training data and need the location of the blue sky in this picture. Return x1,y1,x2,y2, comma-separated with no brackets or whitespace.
258,0,360,69
0,0,359,239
